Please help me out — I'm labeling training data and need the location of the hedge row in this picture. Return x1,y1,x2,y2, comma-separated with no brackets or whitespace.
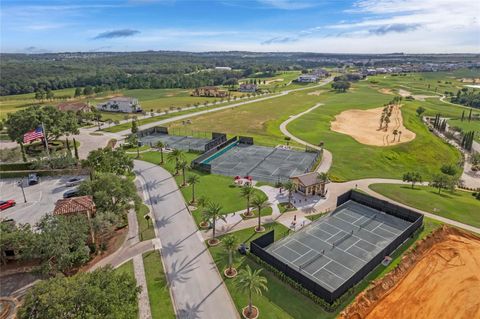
0,168,89,179
0,162,34,171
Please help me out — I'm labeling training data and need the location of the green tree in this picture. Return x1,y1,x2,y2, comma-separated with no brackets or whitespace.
235,265,268,318
177,160,189,186
74,87,82,97
78,173,140,214
202,202,226,245
155,140,165,164
403,172,422,189
222,235,238,276
18,267,140,319
73,137,79,159
440,164,457,176
187,174,200,203
82,148,133,175
127,134,140,158
167,149,185,175
0,221,34,265
83,85,94,96
5,106,79,144
283,180,296,207
251,194,269,232
331,81,350,92
241,185,255,217
46,89,54,100
430,174,450,194
131,119,138,134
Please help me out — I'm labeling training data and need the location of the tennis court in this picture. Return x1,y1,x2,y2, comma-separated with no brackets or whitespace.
139,132,211,152
265,200,413,292
205,143,318,183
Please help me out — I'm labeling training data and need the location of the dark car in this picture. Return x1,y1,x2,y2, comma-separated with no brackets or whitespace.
28,173,39,185
0,200,16,211
63,188,80,198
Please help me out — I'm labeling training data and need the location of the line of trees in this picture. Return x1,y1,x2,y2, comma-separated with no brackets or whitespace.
451,88,480,109
461,131,475,151
432,114,447,132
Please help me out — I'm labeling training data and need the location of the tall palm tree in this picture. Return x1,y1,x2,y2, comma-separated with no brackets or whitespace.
398,130,402,142
127,134,140,158
392,129,398,142
236,265,268,318
187,174,200,203
155,141,165,164
251,194,269,232
241,185,255,216
167,149,185,175
222,235,238,276
202,202,226,245
283,180,295,207
177,160,189,186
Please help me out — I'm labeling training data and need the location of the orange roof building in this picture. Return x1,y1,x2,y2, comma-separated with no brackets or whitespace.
54,195,96,217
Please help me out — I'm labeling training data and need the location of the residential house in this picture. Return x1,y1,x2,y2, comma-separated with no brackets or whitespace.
296,74,318,83
239,83,257,92
290,172,328,197
191,86,228,98
97,97,142,113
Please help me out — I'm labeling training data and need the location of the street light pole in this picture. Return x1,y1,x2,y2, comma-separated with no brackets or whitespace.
18,178,27,203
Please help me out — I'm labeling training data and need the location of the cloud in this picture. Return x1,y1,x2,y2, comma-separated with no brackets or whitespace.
261,36,299,44
94,29,141,40
368,23,421,35
24,46,49,53
257,0,318,10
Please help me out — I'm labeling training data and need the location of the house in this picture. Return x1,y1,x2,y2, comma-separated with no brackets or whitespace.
54,195,96,243
239,83,257,92
215,66,232,71
97,97,142,113
57,101,91,113
191,86,228,98
312,68,330,78
296,74,318,83
290,172,328,197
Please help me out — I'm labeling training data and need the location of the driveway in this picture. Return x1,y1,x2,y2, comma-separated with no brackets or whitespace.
0,175,86,225
134,160,239,319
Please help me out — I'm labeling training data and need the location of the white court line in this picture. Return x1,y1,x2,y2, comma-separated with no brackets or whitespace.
333,213,362,226
322,264,348,281
307,231,365,266
291,249,313,263
371,222,398,237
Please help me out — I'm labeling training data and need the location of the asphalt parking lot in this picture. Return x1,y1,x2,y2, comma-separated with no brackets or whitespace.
0,175,87,225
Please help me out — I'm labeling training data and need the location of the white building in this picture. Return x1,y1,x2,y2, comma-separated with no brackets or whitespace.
215,66,232,71
297,74,318,83
239,83,257,92
97,97,142,113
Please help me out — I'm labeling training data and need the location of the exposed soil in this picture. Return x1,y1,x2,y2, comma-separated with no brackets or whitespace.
459,77,480,83
265,78,284,85
330,105,415,146
378,88,394,95
242,305,259,319
397,89,436,101
307,90,325,96
398,89,412,97
340,226,480,319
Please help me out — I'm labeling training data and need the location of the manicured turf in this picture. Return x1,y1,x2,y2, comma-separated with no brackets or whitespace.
136,203,156,241
369,184,480,228
116,259,135,278
143,251,176,319
209,218,442,318
447,119,480,142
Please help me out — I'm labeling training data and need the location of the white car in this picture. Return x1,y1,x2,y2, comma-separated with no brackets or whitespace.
66,177,84,187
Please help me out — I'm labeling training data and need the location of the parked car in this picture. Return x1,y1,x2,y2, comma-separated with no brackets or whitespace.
28,173,39,185
0,200,16,211
63,188,80,198
66,177,84,187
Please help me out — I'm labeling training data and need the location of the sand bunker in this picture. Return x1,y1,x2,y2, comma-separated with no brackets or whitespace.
340,227,480,319
330,105,415,146
460,77,480,83
397,88,436,101
265,78,284,85
307,90,325,96
367,229,480,319
398,89,412,97
378,88,394,95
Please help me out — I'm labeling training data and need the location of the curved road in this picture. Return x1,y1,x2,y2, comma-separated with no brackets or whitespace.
134,160,239,319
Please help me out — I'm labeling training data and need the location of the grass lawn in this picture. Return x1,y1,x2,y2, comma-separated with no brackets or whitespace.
447,118,480,142
143,251,175,319
116,259,135,277
369,184,480,228
209,218,442,318
136,203,156,241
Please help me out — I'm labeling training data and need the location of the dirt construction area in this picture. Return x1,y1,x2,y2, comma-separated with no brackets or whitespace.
340,226,480,319
330,105,415,146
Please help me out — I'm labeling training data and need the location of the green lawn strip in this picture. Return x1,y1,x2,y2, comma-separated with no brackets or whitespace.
240,206,273,220
116,259,135,278
136,203,155,241
447,118,480,142
143,251,175,319
277,202,294,214
369,184,480,228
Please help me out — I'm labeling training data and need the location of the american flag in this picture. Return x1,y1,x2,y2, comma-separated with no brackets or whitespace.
23,127,44,143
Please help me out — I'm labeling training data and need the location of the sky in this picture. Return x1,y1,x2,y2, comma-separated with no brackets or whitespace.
1,0,479,53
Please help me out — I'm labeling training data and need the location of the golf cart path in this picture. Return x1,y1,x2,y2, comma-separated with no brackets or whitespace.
134,160,240,319
279,102,333,173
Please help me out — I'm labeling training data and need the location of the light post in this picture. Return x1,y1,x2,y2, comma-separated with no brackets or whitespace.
18,178,27,203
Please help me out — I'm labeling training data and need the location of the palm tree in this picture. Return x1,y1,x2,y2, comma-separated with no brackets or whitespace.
202,202,226,245
283,180,296,207
177,160,189,186
222,235,238,277
392,129,398,142
384,116,390,131
236,265,268,318
167,149,185,175
398,130,402,142
241,185,255,217
127,134,140,158
187,174,200,203
251,194,269,232
155,141,165,164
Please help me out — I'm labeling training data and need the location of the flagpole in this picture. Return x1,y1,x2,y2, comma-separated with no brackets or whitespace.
42,122,51,159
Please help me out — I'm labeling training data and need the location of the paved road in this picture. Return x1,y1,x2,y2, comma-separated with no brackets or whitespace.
134,160,239,319
279,102,333,173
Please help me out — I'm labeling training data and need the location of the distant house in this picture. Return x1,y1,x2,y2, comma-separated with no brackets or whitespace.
297,74,318,83
239,83,257,92
290,172,328,197
311,68,330,78
97,97,142,113
57,101,91,113
191,86,228,98
215,66,232,71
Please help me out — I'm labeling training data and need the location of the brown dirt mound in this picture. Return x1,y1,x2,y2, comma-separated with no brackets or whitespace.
378,88,393,95
308,90,325,96
339,226,480,319
330,105,415,146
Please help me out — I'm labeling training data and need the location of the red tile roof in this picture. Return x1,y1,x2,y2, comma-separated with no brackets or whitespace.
56,102,90,112
54,195,96,216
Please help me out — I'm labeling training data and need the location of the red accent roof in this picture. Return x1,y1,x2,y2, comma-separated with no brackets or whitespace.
57,102,90,112
54,195,96,216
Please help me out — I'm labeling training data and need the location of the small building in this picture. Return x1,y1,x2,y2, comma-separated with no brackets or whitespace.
57,101,91,113
297,74,318,83
97,97,142,113
290,172,328,197
239,83,257,92
191,86,228,98
311,68,330,78
215,66,232,71
54,195,96,218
